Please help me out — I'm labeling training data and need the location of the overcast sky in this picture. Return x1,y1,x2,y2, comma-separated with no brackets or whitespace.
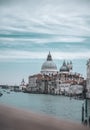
0,0,90,84
0,0,90,60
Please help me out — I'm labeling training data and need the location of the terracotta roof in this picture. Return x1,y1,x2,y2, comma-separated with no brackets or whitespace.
29,74,42,79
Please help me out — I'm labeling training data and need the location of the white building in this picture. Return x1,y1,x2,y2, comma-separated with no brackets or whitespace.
28,74,38,92
27,52,85,95
41,52,57,75
69,84,83,95
28,74,44,93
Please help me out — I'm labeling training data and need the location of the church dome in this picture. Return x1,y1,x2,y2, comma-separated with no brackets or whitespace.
41,61,57,70
41,52,57,75
60,60,69,72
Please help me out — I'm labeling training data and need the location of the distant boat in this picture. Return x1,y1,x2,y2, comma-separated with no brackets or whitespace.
7,91,10,94
0,92,3,96
10,88,14,91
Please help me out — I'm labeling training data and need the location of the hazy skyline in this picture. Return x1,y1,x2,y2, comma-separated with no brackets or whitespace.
0,0,90,85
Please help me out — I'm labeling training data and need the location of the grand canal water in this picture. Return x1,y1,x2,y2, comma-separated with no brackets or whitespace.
0,90,84,123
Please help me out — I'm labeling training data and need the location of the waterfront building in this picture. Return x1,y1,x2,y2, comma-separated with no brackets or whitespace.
28,73,56,94
28,74,44,93
69,84,83,96
28,52,85,95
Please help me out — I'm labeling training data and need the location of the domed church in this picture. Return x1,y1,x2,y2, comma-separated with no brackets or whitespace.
41,52,57,75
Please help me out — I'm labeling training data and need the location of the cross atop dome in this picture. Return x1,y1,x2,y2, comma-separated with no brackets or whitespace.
47,51,52,61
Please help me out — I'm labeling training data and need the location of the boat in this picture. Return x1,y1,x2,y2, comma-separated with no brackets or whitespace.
0,92,3,96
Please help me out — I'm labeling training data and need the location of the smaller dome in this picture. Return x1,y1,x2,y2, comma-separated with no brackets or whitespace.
60,60,69,72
